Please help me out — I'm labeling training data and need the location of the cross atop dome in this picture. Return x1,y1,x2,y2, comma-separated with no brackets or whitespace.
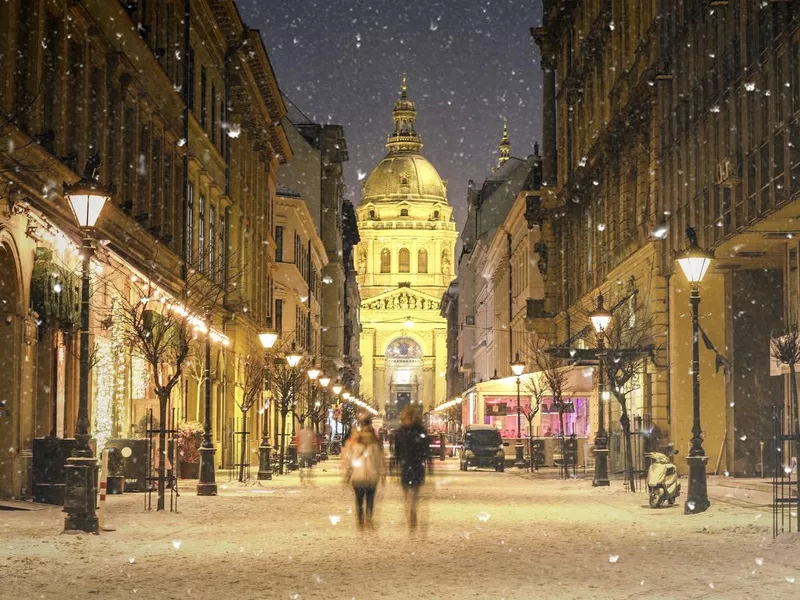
387,72,423,153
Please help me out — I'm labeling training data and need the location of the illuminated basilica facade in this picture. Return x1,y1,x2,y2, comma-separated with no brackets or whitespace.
355,76,458,416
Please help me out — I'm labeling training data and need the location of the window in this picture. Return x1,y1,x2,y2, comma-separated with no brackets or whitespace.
400,208,409,217
209,205,216,278
187,49,195,110
211,84,216,142
275,225,284,262
187,183,194,263
200,66,207,128
369,209,376,219
399,248,410,273
380,248,391,273
220,208,229,283
275,299,283,335
199,194,206,272
418,249,428,273
433,210,440,220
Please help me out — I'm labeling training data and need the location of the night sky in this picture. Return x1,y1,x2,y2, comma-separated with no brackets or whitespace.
237,0,544,230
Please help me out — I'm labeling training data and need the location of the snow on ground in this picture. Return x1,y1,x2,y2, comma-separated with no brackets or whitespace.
1,459,798,600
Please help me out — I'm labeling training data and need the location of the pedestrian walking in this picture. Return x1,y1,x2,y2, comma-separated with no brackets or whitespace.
342,415,385,529
298,425,316,484
393,405,429,529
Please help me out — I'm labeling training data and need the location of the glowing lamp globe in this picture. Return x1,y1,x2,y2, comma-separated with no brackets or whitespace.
590,294,612,334
318,376,330,388
342,391,351,400
285,344,303,368
332,381,343,395
677,247,714,285
510,352,525,377
307,367,320,380
259,331,278,350
676,227,714,285
66,178,110,229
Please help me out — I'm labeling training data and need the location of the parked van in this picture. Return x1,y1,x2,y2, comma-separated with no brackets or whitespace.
459,425,506,472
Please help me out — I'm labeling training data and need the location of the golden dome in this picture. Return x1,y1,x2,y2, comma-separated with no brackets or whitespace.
362,153,448,204
361,74,448,205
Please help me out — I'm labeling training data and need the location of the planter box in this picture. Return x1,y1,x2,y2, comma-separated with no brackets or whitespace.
32,437,77,505
106,476,125,495
179,462,200,479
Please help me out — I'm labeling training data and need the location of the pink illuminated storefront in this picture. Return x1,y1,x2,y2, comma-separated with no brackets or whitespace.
483,396,590,440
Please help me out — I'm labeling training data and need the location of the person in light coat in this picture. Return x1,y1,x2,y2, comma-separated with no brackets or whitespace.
342,415,385,529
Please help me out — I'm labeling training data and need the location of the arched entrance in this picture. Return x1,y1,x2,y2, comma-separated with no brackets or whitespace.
385,337,423,413
0,240,22,496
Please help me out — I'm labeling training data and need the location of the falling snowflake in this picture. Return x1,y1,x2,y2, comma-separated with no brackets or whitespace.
477,511,491,522
608,554,619,563
754,557,763,566
329,515,341,525
357,170,367,181
227,123,242,138
172,540,182,550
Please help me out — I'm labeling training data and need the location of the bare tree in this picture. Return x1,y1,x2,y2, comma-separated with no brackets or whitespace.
771,321,800,453
600,301,656,493
236,335,266,482
110,258,230,510
522,372,547,471
532,340,573,479
269,346,306,475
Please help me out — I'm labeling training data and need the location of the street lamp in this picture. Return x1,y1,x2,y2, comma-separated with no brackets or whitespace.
258,329,278,480
590,293,611,487
285,343,303,368
318,376,330,388
332,380,343,396
63,175,109,533
307,366,321,381
676,226,714,515
511,352,526,469
342,390,351,401
197,309,217,496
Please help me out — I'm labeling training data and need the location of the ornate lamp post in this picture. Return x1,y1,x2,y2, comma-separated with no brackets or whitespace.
318,375,330,460
590,294,612,487
511,352,526,469
197,310,218,496
62,176,109,533
306,366,320,463
257,330,278,480
676,226,714,514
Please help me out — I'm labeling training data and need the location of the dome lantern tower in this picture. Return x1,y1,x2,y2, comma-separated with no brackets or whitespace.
387,73,423,154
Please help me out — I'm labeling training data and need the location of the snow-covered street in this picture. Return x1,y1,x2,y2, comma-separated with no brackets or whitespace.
1,459,797,600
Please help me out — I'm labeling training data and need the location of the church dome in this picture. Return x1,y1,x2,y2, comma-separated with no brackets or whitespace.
362,153,447,203
361,73,449,205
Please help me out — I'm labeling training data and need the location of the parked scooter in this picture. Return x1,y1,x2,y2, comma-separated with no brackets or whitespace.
646,452,681,508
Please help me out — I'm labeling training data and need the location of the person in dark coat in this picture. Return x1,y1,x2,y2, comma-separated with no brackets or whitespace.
393,405,429,529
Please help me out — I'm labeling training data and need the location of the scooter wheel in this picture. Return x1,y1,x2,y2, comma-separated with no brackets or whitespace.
667,497,676,506
649,488,665,508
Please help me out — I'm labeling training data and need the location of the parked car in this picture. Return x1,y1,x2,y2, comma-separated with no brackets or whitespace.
459,425,506,472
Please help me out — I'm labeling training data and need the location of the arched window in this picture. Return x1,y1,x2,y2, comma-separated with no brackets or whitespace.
380,248,391,273
433,210,440,220
418,249,428,273
369,209,376,219
400,208,409,217
398,248,410,273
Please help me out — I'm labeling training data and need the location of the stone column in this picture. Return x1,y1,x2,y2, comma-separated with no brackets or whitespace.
532,28,557,187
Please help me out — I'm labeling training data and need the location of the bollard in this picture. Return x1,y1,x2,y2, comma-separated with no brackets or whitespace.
439,432,446,462
98,449,108,530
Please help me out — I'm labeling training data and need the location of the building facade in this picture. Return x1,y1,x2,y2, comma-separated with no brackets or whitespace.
0,0,290,497
355,77,458,415
530,0,800,475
